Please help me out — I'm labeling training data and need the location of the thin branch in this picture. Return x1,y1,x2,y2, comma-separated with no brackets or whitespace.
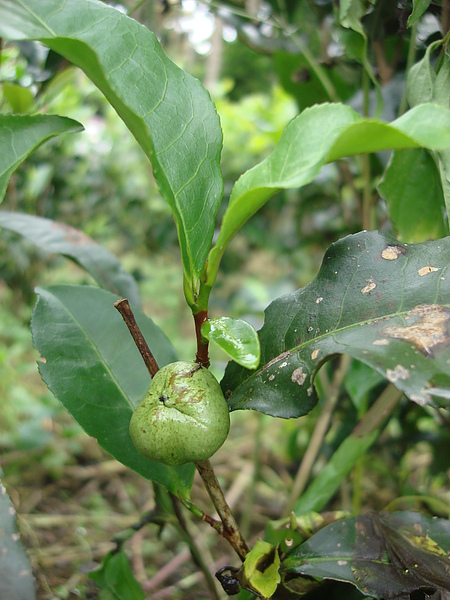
114,298,159,377
193,310,210,368
195,459,249,561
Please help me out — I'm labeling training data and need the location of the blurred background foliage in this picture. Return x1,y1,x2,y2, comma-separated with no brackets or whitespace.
0,1,449,598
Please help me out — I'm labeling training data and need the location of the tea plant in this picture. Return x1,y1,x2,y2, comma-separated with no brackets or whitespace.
0,0,449,598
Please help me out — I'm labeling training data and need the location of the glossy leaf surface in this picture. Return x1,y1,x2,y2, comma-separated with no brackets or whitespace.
0,479,36,600
201,317,260,369
0,211,141,307
0,114,82,202
282,512,450,598
0,0,223,298
31,285,194,495
208,103,450,284
222,231,450,418
407,0,433,26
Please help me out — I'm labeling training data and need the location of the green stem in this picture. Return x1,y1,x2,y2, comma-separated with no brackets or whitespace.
195,459,249,561
398,20,418,117
283,354,351,517
353,384,403,438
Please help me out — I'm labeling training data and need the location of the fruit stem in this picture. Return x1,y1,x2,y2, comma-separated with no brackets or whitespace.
195,459,249,561
114,298,160,377
193,310,210,368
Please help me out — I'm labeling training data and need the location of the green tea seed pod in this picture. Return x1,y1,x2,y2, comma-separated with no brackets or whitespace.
129,361,230,466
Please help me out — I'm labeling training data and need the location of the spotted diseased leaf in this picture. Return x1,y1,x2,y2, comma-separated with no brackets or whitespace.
222,231,450,418
282,512,450,599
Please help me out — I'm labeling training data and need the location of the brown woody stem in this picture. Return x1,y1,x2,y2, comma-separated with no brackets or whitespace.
114,298,159,377
193,310,210,368
195,459,249,561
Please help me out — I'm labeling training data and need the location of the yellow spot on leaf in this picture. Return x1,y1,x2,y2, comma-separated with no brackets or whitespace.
418,266,438,277
311,349,320,360
382,245,405,260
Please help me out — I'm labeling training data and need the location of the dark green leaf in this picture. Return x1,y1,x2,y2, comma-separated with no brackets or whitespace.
282,512,450,598
0,478,36,600
378,148,448,242
208,103,450,285
201,317,260,369
0,211,141,307
0,114,82,202
222,231,450,418
89,551,145,600
31,285,194,495
0,0,223,301
407,0,433,26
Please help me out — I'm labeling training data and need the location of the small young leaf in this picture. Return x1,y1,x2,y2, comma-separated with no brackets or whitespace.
222,231,450,418
0,479,36,600
31,285,194,496
208,103,450,284
0,212,141,307
241,539,281,598
0,114,82,202
201,317,260,369
0,0,223,301
378,148,448,242
89,551,145,600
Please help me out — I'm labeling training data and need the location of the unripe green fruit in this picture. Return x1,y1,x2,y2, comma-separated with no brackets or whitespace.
129,361,230,466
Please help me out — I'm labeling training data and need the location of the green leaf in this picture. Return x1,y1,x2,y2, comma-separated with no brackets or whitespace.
241,539,281,598
0,478,36,600
222,231,450,418
0,114,82,202
201,317,260,369
208,103,450,285
407,0,433,26
0,211,141,307
2,82,34,113
0,0,223,302
378,148,448,242
89,551,145,600
293,431,378,514
31,285,194,496
282,512,450,598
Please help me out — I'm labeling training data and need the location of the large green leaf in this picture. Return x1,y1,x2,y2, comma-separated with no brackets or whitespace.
0,211,141,307
0,114,82,202
0,477,36,600
377,148,448,242
0,0,223,301
31,285,194,496
282,512,450,598
207,103,450,284
222,231,450,418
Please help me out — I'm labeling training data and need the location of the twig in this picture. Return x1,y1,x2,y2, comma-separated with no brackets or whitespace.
195,459,249,561
114,298,159,377
283,354,351,517
193,310,210,368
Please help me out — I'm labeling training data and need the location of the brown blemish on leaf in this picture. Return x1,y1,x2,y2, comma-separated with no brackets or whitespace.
311,349,320,360
373,339,389,346
315,297,323,304
361,279,376,294
383,304,450,357
291,367,307,385
262,351,291,371
386,365,410,383
381,245,405,260
418,266,438,277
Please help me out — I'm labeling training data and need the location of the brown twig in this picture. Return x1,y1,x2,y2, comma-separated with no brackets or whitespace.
114,298,159,377
195,459,249,561
193,310,210,368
